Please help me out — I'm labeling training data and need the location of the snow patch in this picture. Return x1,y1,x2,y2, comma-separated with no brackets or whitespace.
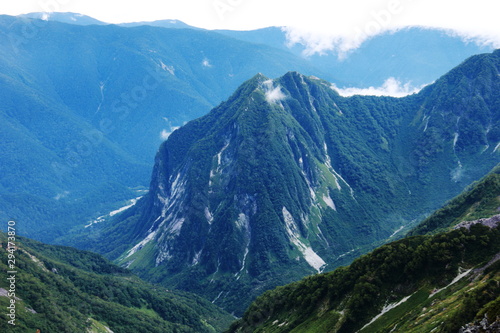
423,115,430,132
209,140,231,186
389,226,404,238
125,230,157,258
159,60,175,75
324,143,354,196
283,207,326,272
322,194,336,211
451,160,463,182
212,291,223,303
192,250,202,265
494,142,500,153
333,102,343,115
235,246,249,280
429,268,472,297
95,81,105,114
205,207,214,224
361,293,415,330
453,132,459,149
337,249,355,260
236,213,249,230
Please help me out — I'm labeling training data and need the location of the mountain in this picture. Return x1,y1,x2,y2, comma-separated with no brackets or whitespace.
19,12,107,25
228,164,500,332
227,215,500,332
1,14,494,245
24,12,494,88
0,233,233,333
0,14,326,242
0,232,233,332
77,50,500,315
120,19,198,30
217,27,494,88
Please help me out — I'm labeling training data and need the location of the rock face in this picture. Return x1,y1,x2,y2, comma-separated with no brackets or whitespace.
86,50,500,315
459,315,500,333
454,214,500,230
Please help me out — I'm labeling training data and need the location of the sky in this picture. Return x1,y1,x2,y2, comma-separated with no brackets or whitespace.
1,0,498,41
1,0,499,96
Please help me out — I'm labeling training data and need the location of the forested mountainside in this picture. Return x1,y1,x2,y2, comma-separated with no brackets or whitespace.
78,50,500,314
228,165,500,333
0,232,233,332
409,164,500,236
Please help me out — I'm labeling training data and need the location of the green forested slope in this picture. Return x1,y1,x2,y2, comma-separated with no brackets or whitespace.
228,223,500,333
0,233,233,332
227,165,500,332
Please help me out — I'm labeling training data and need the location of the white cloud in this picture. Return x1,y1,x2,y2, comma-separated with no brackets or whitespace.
263,79,286,104
279,0,500,57
331,77,428,97
160,127,179,140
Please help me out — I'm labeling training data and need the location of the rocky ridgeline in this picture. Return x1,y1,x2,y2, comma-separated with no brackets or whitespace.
453,214,500,230
459,314,500,333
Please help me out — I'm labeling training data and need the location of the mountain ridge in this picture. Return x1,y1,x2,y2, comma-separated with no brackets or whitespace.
77,50,500,315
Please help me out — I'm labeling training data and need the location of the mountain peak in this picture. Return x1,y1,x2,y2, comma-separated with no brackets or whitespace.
85,51,500,315
19,12,107,25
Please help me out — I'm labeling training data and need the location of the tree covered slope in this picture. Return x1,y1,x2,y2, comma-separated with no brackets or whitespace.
227,165,500,332
409,164,500,236
0,232,233,332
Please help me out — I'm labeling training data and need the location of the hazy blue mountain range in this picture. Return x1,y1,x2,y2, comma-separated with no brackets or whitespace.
19,12,107,26
23,12,493,87
76,50,500,315
0,14,325,242
21,12,195,29
228,163,500,332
